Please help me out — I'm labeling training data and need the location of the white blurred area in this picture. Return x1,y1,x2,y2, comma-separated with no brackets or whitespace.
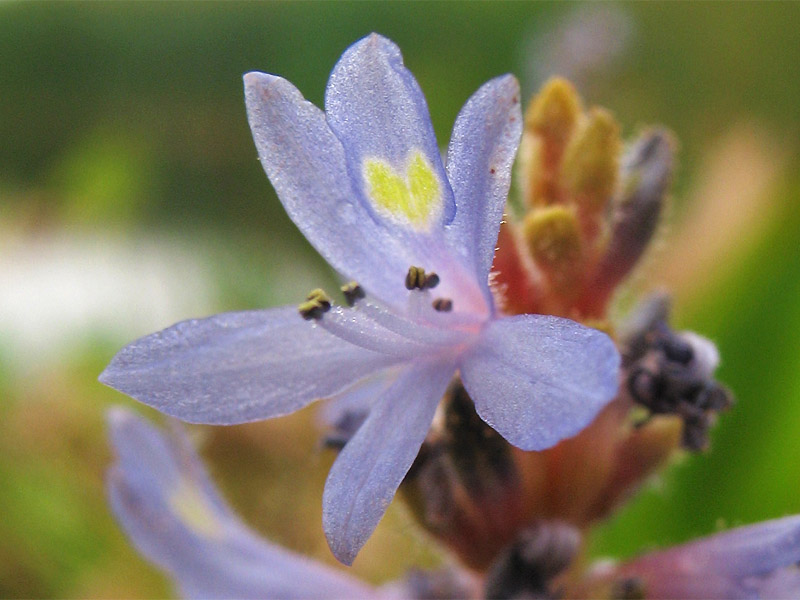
0,223,335,373
0,230,216,370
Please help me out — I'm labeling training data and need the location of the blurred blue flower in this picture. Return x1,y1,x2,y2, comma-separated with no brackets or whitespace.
106,408,382,599
100,34,619,564
108,408,800,600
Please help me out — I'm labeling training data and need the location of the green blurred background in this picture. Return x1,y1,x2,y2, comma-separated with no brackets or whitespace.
1,2,799,597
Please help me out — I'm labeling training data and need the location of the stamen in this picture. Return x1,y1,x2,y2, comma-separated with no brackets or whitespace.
340,281,365,307
316,307,430,358
405,266,440,290
298,288,331,320
356,299,470,346
432,298,453,312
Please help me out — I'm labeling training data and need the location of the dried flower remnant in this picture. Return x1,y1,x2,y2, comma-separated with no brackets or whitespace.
100,35,619,565
620,294,732,451
401,381,526,570
483,521,582,600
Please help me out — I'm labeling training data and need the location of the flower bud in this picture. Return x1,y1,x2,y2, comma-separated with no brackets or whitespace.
583,130,674,314
561,107,621,216
526,78,582,148
523,206,584,295
521,78,582,207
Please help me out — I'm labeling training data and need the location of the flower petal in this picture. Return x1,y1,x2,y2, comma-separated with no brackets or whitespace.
325,34,455,232
322,359,455,565
758,567,800,599
244,71,417,305
445,74,523,293
324,35,489,314
107,408,378,599
459,315,620,451
99,306,398,424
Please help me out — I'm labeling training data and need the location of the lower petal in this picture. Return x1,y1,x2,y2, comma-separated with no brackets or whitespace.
459,314,620,451
100,306,398,424
322,359,455,565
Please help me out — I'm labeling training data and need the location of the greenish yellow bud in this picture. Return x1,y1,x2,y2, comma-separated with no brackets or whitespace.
520,78,583,207
523,206,583,280
561,108,621,213
525,77,582,145
587,129,674,305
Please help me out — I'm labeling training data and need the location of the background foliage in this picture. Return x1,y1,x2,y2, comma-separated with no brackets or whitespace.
1,2,799,597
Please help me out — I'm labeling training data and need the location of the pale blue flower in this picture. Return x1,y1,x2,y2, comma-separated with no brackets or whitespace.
100,34,619,564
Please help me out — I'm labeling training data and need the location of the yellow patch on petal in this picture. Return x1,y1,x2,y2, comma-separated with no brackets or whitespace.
364,151,441,228
169,477,223,539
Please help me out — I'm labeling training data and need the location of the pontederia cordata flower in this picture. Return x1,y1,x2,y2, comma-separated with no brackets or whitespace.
100,33,619,564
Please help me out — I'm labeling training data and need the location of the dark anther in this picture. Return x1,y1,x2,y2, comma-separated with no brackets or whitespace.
340,281,365,307
610,577,647,600
298,288,331,320
658,336,694,365
322,410,367,450
432,298,453,312
424,272,440,289
405,266,423,290
628,367,660,406
405,266,440,290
